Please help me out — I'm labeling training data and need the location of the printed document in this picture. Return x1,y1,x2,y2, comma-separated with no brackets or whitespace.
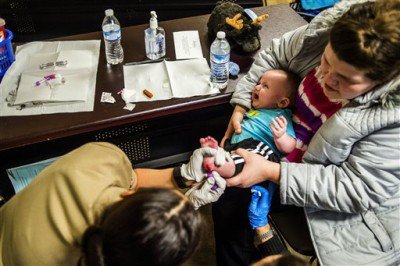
173,31,203,59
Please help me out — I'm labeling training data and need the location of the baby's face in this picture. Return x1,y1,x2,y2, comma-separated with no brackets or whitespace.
251,70,290,109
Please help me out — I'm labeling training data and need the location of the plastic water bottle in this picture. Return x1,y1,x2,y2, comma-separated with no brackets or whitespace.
210,31,230,89
102,9,124,65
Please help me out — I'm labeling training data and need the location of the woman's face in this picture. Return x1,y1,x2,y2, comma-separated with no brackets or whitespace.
319,43,378,100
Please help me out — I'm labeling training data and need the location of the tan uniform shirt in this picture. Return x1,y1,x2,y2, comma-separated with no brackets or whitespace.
0,142,136,265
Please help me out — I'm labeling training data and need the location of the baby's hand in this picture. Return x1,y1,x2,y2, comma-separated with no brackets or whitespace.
270,116,287,139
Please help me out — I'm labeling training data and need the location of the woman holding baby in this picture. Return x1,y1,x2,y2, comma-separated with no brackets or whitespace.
213,0,400,265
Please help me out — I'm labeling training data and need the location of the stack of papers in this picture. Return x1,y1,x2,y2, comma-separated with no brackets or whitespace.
0,40,100,116
14,50,94,105
14,70,91,104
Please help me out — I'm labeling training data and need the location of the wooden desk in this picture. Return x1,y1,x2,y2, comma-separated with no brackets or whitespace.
0,5,306,200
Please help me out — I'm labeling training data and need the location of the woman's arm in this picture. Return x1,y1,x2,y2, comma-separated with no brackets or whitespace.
284,125,399,213
130,168,227,210
228,125,400,212
280,136,400,214
226,150,281,187
122,147,229,210
133,168,176,189
228,126,400,213
130,147,230,191
231,25,308,109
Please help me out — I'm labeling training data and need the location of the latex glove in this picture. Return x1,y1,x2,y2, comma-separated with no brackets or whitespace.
248,183,277,229
181,147,230,183
214,146,231,166
186,171,226,210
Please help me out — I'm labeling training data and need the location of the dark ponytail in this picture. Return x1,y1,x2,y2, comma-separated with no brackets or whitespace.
81,226,106,266
81,188,203,266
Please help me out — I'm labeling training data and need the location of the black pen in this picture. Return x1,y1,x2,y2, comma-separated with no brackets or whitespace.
124,57,169,66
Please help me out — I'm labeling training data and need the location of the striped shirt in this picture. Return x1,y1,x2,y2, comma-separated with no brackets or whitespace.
284,67,343,163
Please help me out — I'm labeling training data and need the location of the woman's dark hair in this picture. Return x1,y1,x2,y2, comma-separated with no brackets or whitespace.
330,0,400,83
81,188,203,266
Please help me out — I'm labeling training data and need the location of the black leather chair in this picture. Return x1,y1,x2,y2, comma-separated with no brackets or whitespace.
269,206,317,260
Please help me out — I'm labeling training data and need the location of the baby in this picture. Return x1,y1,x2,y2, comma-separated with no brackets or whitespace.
201,69,300,178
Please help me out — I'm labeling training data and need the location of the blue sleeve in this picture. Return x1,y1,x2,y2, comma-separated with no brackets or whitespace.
283,109,296,138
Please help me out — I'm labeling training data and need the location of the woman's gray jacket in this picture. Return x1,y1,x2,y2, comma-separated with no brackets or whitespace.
231,0,400,265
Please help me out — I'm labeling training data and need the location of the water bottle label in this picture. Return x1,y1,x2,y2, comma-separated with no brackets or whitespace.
211,61,229,78
210,52,230,81
210,53,230,63
103,25,121,41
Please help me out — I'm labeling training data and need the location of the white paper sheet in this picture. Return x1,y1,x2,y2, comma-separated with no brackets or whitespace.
14,70,91,104
173,31,203,60
25,50,94,71
123,61,172,102
166,59,215,97
26,52,59,71
0,40,100,116
123,58,219,102
57,50,94,70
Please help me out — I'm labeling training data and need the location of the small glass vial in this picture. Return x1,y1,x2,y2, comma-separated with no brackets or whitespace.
144,11,166,60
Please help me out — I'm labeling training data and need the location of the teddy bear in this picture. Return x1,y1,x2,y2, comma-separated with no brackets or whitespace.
207,0,268,53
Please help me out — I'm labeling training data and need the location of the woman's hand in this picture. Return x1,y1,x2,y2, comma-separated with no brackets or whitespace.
220,105,247,147
226,149,281,187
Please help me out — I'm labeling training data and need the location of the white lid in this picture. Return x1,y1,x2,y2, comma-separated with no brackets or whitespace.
0,18,5,26
150,11,158,29
105,9,114,16
217,31,226,39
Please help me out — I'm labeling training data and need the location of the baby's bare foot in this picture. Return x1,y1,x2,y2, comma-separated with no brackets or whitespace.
200,136,235,178
200,136,218,149
203,156,236,178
